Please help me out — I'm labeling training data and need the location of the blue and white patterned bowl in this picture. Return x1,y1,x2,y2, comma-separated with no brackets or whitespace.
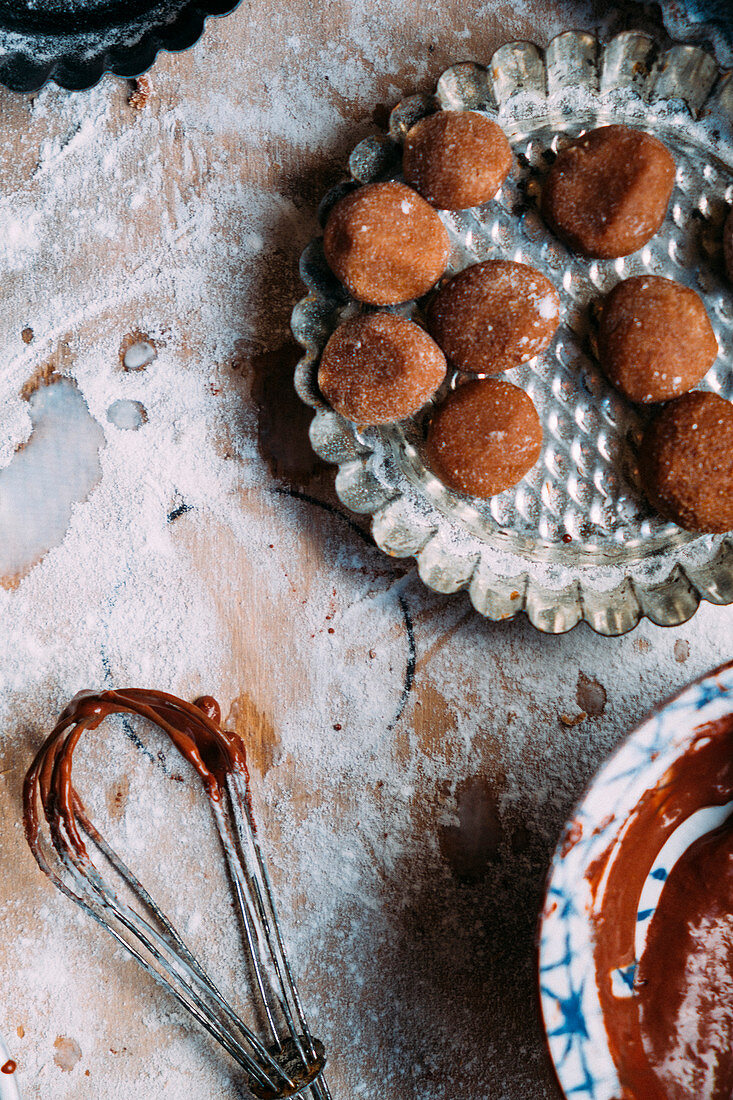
539,659,733,1099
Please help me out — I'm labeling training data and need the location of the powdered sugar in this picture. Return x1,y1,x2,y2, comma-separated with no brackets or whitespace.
0,199,41,270
537,293,558,319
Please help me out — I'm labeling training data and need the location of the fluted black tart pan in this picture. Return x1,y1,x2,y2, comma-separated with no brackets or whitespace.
0,0,240,93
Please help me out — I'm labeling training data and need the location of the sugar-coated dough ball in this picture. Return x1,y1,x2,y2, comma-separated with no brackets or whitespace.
598,276,717,404
724,206,733,283
403,110,512,210
426,378,543,498
541,125,675,258
318,312,447,425
323,181,450,305
427,260,560,375
639,391,733,532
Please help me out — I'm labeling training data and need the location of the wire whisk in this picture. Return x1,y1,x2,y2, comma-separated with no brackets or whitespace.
23,688,331,1100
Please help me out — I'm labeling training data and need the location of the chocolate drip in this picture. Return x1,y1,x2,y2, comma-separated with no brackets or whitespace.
24,688,250,892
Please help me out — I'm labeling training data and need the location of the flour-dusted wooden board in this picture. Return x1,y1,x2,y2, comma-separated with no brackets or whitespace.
0,2,731,1098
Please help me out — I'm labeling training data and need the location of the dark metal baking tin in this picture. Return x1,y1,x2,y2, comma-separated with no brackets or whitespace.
0,0,241,93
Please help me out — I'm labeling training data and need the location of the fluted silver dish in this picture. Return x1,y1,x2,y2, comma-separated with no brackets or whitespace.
292,30,733,636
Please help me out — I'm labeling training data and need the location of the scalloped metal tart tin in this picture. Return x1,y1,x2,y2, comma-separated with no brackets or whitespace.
292,30,733,636
0,0,240,92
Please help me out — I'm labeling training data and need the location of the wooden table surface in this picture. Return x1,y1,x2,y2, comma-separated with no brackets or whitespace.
0,1,730,1097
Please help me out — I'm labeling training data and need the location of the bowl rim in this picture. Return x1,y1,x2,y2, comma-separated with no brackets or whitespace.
536,656,733,1100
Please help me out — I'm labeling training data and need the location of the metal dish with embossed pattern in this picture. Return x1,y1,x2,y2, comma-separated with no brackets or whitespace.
292,30,733,636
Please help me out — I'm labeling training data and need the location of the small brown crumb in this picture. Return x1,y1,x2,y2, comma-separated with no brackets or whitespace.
576,672,607,717
562,533,573,543
559,711,587,727
119,331,157,371
53,1036,81,1072
327,627,335,634
16,1026,24,1039
20,362,57,400
128,74,152,110
21,327,33,344
333,723,342,731
106,775,130,821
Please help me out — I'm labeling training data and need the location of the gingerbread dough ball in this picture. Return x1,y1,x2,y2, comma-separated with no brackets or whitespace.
426,378,543,498
639,391,733,532
318,312,447,425
598,275,718,404
323,181,450,305
403,110,512,210
724,206,733,283
427,260,560,375
541,124,675,258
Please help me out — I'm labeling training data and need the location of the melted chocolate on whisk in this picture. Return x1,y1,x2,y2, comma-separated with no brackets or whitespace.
23,689,252,869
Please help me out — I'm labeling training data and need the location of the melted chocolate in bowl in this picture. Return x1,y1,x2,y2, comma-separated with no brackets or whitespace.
589,717,733,1099
540,664,733,1100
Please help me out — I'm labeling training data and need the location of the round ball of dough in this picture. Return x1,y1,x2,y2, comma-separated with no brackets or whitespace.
426,378,543,498
639,391,733,532
323,181,450,306
598,275,718,404
403,110,512,210
541,124,675,258
724,206,733,284
318,312,447,425
427,259,560,375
